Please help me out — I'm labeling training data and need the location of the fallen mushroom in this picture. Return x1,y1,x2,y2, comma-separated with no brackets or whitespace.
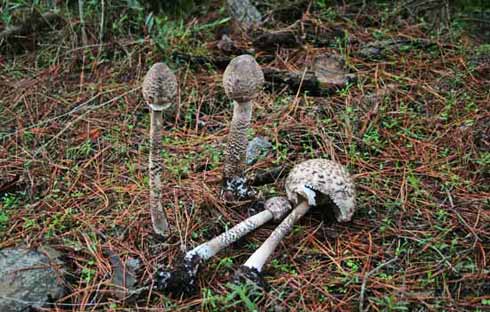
234,159,356,287
154,196,292,296
222,54,264,201
142,63,178,237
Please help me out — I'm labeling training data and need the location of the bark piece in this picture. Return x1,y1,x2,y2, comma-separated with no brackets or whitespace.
357,38,434,59
252,30,300,51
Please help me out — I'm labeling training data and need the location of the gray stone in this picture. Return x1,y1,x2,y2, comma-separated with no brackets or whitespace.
227,0,262,29
109,253,140,300
246,136,272,165
312,54,355,88
0,246,66,312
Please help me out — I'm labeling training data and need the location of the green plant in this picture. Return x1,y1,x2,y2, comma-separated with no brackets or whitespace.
81,259,97,283
271,259,297,275
66,140,94,160
371,295,409,311
45,208,75,238
216,256,234,270
223,282,262,311
202,287,220,311
0,212,8,231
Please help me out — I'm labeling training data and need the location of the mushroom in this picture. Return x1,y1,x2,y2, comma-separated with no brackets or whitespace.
234,159,356,287
142,63,178,237
154,196,292,296
222,54,264,201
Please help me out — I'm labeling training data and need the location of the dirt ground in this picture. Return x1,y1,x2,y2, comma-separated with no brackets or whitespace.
1,1,489,311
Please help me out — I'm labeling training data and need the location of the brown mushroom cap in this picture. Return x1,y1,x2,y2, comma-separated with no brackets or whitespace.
223,54,264,103
142,63,178,111
285,159,356,223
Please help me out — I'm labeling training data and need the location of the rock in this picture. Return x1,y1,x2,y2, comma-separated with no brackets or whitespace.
227,0,262,30
312,54,355,88
109,251,141,300
246,137,272,165
0,246,67,312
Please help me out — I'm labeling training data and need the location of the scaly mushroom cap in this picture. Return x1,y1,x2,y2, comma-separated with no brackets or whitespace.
285,159,356,223
223,55,264,103
264,196,292,221
142,63,178,111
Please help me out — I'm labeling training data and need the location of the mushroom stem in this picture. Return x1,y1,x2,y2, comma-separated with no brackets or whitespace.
242,200,310,272
234,159,356,288
187,208,271,261
155,196,291,295
142,62,177,237
224,100,252,180
149,108,169,236
221,54,264,201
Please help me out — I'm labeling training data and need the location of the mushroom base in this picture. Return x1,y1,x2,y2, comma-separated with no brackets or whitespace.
222,176,256,202
154,255,202,296
232,265,269,290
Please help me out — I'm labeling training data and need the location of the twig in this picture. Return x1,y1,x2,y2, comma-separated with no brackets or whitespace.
32,88,139,156
1,89,131,139
445,188,480,247
359,256,399,312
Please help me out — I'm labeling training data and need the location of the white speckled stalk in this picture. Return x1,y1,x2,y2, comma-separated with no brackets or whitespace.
185,196,292,261
221,55,264,200
143,63,177,237
224,100,252,180
243,200,310,271
186,209,271,261
149,108,169,236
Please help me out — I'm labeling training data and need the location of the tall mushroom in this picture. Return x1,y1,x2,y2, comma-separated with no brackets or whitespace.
142,63,178,237
222,54,264,201
234,159,356,287
154,196,292,296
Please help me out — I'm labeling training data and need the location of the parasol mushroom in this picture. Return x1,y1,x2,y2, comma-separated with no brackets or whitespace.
222,54,264,202
154,196,292,296
234,158,356,287
142,63,178,238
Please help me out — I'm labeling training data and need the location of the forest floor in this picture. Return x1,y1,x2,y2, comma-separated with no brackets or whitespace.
1,1,489,311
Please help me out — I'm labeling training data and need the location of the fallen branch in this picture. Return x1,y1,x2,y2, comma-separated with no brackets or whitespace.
172,52,355,96
263,67,355,96
252,20,345,51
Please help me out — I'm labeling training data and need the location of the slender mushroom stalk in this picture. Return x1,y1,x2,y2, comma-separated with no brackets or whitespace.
234,159,356,287
142,63,178,237
222,54,264,201
154,196,291,296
